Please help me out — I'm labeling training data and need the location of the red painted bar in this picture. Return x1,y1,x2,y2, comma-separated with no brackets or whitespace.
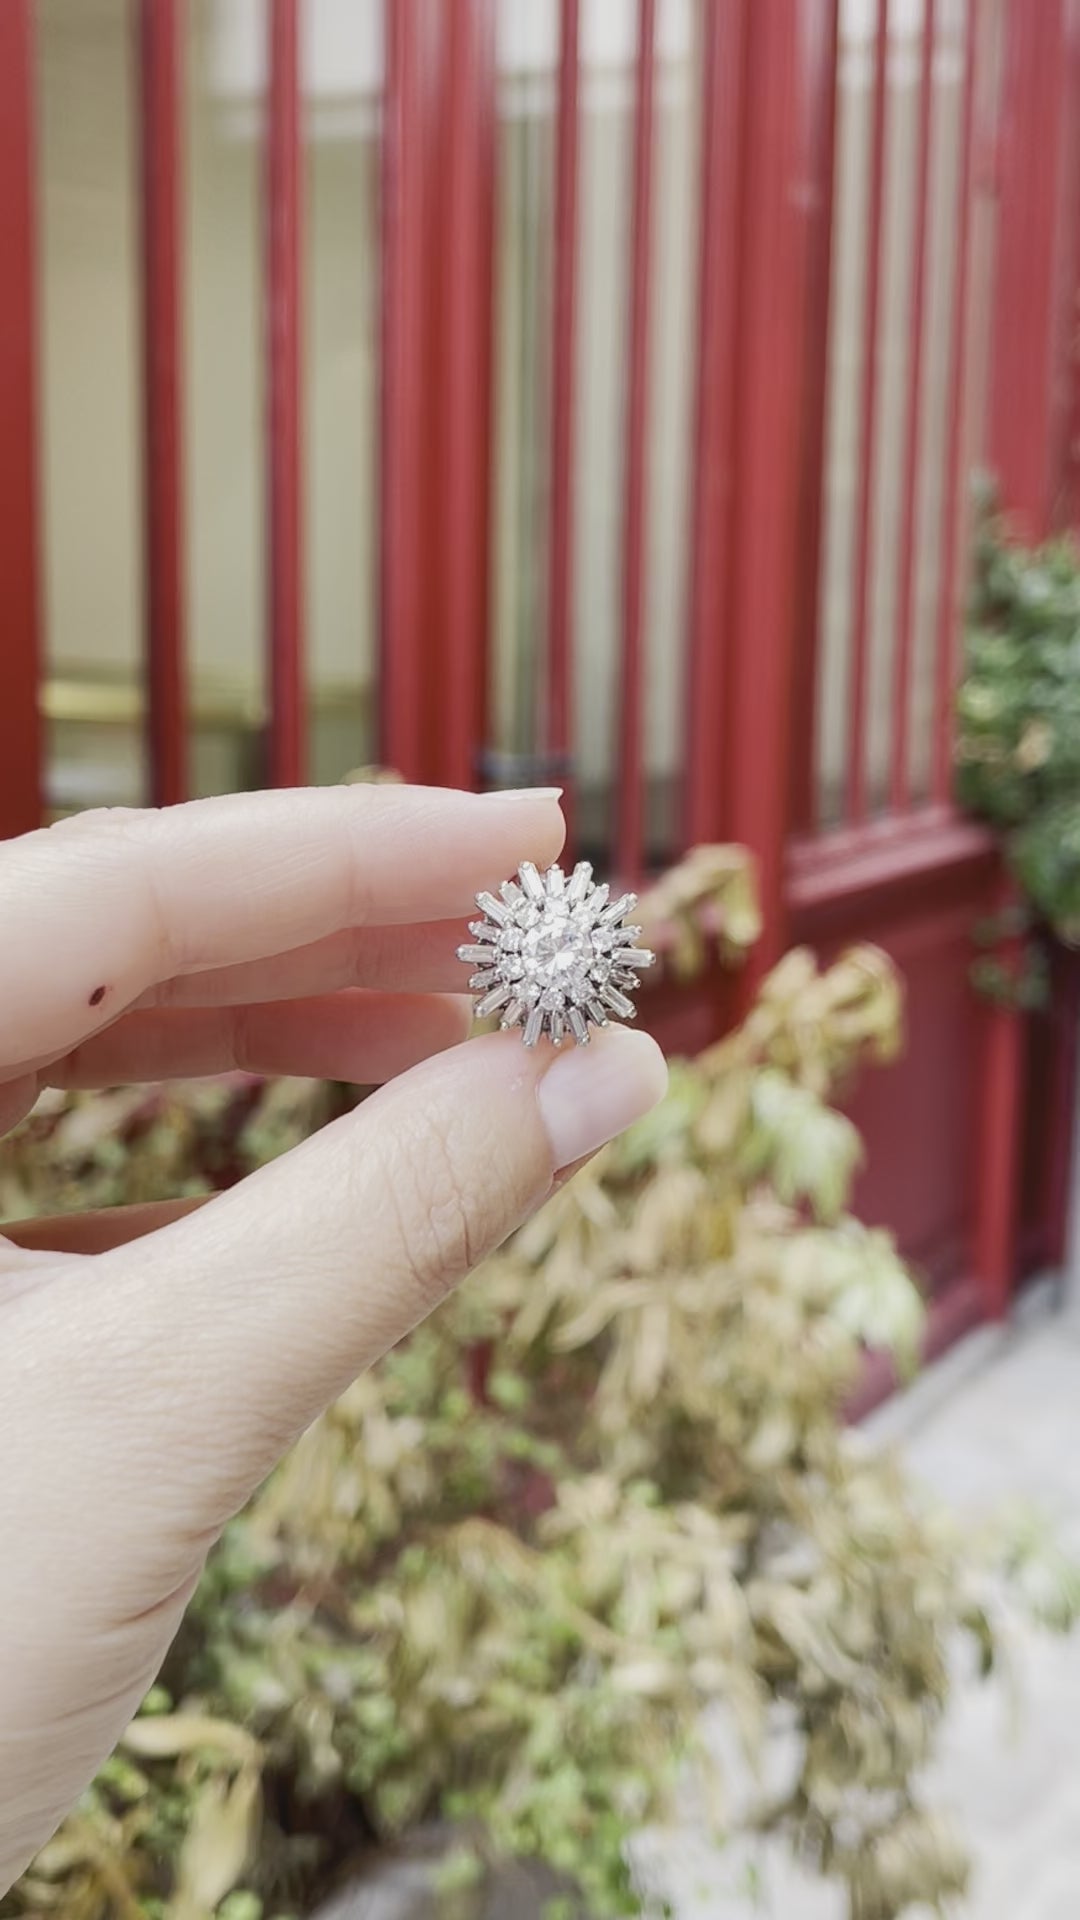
930,0,977,804
0,0,43,837
265,0,305,785
433,0,496,792
974,883,1030,1320
846,0,889,824
975,0,1070,1318
988,0,1069,538
379,0,427,781
789,0,841,835
546,0,581,834
473,4,497,788
616,0,657,879
1056,11,1080,534
138,0,188,808
378,1,424,779
889,0,935,814
683,0,746,850
1039,946,1080,1270
727,2,819,992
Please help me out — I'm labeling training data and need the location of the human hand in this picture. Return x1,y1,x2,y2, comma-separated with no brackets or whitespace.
0,786,667,1891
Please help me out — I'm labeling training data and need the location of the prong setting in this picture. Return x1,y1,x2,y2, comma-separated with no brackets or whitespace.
461,861,656,1047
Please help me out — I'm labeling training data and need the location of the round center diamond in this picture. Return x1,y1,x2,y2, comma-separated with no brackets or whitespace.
520,909,596,1002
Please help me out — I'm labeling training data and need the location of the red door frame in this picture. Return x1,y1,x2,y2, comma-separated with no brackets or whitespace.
265,0,307,787
977,0,1077,1310
710,0,1080,1335
380,0,495,793
725,0,831,1005
138,0,188,806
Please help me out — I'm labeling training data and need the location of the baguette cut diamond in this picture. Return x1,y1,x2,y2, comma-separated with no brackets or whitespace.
462,860,656,1047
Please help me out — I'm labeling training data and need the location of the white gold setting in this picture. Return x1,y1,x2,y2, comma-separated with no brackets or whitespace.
458,861,656,1047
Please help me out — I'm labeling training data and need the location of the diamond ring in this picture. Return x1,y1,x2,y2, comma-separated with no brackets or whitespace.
457,860,656,1048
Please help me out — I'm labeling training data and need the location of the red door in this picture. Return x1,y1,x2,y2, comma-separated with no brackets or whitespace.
716,0,1080,1348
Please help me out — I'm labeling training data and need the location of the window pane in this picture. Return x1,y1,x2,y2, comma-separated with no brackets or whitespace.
39,0,144,812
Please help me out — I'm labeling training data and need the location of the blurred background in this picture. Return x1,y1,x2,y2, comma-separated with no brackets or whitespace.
5,3,1080,1916
10,0,996,832
2,0,1076,1361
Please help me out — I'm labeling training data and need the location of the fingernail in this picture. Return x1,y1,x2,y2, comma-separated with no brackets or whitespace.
479,786,564,803
536,1027,668,1170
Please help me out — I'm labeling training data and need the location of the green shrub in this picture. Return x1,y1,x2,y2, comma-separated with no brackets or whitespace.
957,515,1080,939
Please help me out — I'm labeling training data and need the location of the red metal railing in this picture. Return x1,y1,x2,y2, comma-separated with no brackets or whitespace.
683,0,746,851
381,0,494,794
931,0,979,805
0,0,1003,870
379,0,426,785
725,0,826,984
138,0,188,807
789,0,841,838
265,0,306,787
615,0,656,882
545,0,581,838
432,0,495,794
990,0,1072,538
889,0,936,815
978,0,1072,1317
0,5,1055,876
845,0,889,828
0,0,42,839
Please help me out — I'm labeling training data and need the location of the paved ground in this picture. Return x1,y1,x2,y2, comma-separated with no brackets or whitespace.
635,1284,1080,1919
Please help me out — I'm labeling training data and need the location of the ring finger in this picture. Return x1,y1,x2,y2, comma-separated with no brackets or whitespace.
37,991,473,1091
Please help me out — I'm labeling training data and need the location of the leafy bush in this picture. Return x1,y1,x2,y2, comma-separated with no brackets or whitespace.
3,928,1073,1920
957,516,1080,939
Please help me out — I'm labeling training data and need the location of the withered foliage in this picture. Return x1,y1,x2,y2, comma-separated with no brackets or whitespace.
3,875,1074,1920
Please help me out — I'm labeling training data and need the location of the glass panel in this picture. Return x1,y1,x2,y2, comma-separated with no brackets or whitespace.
38,0,145,813
488,0,558,788
864,0,921,815
643,0,699,865
814,0,1003,828
816,0,874,828
960,0,1007,525
572,0,636,861
189,0,266,796
907,0,966,803
192,0,383,792
41,0,386,809
488,0,696,868
305,0,381,784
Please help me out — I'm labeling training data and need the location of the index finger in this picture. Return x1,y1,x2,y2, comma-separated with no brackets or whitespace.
0,786,564,1066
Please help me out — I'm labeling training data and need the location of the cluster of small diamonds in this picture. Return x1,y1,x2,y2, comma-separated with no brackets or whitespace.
457,860,656,1048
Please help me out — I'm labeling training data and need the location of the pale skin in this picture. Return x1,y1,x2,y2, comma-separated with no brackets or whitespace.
0,784,668,1893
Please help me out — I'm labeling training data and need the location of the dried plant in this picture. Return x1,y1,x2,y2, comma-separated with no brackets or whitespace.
635,844,761,979
2,904,1073,1920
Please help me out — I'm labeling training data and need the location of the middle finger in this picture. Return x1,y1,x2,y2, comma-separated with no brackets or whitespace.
133,919,468,1009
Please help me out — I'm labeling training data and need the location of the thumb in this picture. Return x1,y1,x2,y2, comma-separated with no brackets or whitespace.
97,1024,668,1522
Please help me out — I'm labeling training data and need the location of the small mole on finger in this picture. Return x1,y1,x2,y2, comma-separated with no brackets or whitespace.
88,985,107,1007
